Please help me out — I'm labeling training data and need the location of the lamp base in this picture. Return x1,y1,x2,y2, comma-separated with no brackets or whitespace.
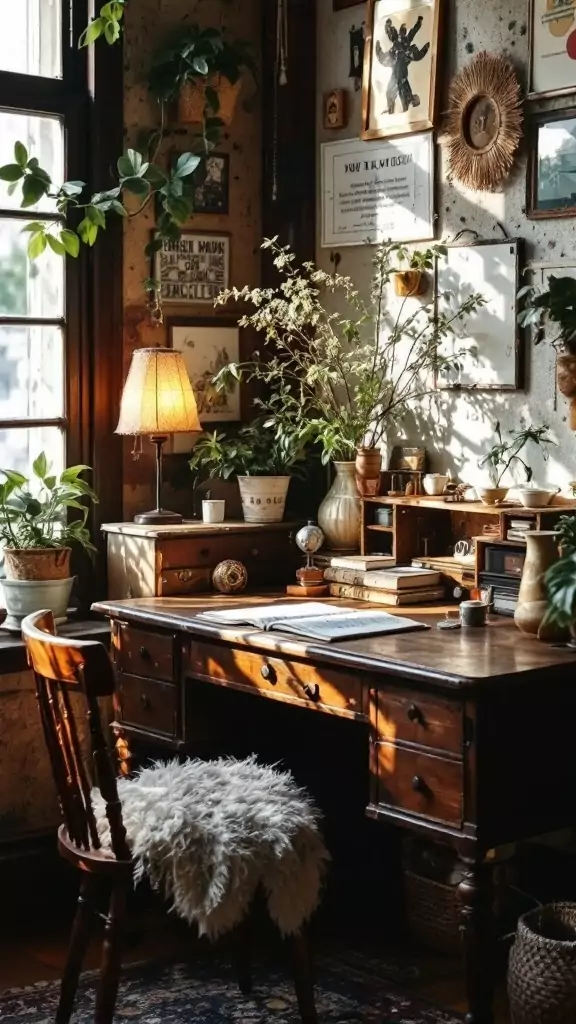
134,509,183,525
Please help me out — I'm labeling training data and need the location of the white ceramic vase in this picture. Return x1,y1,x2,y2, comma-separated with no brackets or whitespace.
318,461,361,551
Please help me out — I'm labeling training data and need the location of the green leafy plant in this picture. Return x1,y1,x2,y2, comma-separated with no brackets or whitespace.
518,276,576,355
554,514,576,555
394,243,447,272
477,423,556,487
542,551,576,631
189,415,309,481
0,454,98,553
213,238,486,465
78,0,128,46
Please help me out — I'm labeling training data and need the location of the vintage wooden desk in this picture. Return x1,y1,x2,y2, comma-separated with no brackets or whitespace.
92,594,576,1024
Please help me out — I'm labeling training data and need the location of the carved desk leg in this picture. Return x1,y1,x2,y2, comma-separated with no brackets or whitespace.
457,856,495,1024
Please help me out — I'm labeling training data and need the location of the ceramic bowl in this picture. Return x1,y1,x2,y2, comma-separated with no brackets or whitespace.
476,486,509,506
515,486,560,509
423,473,449,496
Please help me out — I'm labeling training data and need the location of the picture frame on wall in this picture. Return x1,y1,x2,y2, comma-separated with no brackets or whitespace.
527,108,576,219
321,132,434,246
435,239,523,391
154,231,230,304
168,317,241,446
529,0,576,99
361,0,442,140
189,153,230,215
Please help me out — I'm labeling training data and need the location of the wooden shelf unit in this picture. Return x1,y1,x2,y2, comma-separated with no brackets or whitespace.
361,496,576,588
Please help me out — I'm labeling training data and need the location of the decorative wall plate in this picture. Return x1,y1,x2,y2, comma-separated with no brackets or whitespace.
445,52,522,192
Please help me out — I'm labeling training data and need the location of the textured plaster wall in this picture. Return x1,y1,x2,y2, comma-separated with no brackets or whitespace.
122,0,262,519
317,0,576,492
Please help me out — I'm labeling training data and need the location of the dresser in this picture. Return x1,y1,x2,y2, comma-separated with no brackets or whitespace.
102,521,300,599
92,593,576,1024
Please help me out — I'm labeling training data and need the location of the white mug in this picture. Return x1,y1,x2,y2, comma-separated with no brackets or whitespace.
202,499,225,524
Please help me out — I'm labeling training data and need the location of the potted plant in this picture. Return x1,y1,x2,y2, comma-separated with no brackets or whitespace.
477,423,556,505
189,413,308,524
392,243,447,297
518,275,576,428
148,25,258,131
0,455,97,630
212,238,485,546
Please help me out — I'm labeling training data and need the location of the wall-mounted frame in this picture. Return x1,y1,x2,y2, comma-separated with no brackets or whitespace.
154,231,230,305
168,317,241,448
361,0,442,140
321,131,434,246
435,239,523,391
528,0,576,100
527,108,576,219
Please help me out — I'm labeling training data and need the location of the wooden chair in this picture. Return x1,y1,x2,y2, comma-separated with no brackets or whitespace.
22,610,318,1024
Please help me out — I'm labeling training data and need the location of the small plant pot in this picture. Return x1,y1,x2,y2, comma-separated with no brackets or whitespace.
476,486,509,506
3,546,72,581
556,354,576,398
355,447,382,497
237,476,291,523
0,576,75,633
393,270,425,297
178,75,242,126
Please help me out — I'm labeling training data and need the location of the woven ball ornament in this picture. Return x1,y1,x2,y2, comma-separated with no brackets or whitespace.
212,560,248,594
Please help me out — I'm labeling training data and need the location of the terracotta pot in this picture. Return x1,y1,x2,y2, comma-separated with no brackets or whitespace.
3,547,72,581
355,447,382,497
393,270,424,297
514,531,559,636
318,462,361,551
556,354,576,398
178,75,242,126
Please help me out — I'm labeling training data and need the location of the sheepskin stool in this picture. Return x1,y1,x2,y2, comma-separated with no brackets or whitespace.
94,755,329,940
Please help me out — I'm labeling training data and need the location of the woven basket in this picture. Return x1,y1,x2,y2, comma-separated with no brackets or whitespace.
508,903,576,1024
4,546,72,581
178,75,241,125
404,870,461,953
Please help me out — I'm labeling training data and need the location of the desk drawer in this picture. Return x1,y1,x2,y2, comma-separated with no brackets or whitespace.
159,532,294,571
189,641,364,717
159,568,212,596
117,673,178,737
375,743,463,825
372,688,462,755
115,624,175,681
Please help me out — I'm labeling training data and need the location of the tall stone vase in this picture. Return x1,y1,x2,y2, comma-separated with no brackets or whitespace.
318,461,361,551
514,531,559,636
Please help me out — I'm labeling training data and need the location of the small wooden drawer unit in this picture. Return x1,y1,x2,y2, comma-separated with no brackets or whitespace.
103,521,300,599
374,742,463,826
117,673,179,738
372,687,463,755
114,623,175,681
189,640,366,719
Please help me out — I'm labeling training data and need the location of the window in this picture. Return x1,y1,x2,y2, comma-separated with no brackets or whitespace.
0,0,88,477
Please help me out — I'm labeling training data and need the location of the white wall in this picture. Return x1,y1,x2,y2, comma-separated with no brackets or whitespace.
316,0,576,492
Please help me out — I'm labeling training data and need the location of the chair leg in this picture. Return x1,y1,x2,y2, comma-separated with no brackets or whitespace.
94,884,128,1024
56,876,98,1024
234,915,253,996
291,929,318,1024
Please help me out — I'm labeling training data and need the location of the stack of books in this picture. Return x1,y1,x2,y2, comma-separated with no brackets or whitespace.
506,518,536,543
322,557,444,606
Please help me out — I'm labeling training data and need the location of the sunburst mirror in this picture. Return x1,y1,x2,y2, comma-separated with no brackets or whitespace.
445,52,522,192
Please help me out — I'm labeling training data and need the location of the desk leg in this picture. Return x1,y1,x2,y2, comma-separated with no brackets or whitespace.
457,857,495,1024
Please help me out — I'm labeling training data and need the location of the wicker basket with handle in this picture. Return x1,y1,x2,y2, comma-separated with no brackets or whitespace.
508,903,576,1024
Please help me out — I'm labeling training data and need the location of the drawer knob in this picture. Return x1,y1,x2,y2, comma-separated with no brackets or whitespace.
139,646,150,660
140,693,151,710
177,570,193,583
260,663,276,684
200,547,210,557
407,704,422,724
303,683,320,703
412,775,428,794
251,548,259,557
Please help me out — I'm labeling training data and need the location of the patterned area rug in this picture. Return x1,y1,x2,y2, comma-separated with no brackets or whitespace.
0,951,463,1024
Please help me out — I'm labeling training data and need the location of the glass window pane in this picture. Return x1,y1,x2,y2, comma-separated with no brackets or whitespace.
0,112,64,213
0,218,64,318
0,425,64,476
0,324,64,418
0,0,62,79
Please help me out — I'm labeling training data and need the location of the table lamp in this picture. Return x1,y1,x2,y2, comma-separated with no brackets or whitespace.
116,347,201,525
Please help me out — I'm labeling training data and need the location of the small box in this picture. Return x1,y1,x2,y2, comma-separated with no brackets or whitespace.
485,545,526,577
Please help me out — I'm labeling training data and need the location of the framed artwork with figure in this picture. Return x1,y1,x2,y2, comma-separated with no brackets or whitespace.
361,0,442,140
529,0,576,99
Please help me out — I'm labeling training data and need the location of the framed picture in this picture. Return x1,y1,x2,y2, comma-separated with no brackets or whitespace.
321,132,434,246
168,317,241,444
529,0,576,99
435,239,523,391
155,231,230,305
324,89,347,129
190,153,230,215
361,0,442,140
527,109,576,219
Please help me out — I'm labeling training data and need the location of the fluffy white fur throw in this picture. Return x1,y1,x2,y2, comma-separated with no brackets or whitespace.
93,757,329,939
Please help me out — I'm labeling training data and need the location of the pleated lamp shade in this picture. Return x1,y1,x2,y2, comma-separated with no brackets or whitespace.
116,347,201,436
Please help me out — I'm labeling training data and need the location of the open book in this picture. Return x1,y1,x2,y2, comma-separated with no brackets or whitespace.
197,602,428,643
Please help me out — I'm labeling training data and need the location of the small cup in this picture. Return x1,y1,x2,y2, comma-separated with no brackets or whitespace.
459,599,487,627
202,499,225,524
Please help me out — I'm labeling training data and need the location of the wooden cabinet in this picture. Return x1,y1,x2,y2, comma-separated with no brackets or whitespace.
103,521,300,599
